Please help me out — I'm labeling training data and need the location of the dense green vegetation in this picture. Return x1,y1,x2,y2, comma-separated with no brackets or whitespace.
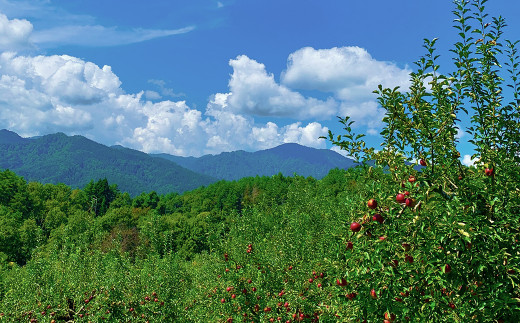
0,166,378,322
0,1,519,322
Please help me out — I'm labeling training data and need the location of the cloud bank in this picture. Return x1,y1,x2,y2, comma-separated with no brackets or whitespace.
0,12,413,156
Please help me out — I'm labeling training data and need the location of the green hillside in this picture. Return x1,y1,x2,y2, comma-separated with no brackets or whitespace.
0,130,217,196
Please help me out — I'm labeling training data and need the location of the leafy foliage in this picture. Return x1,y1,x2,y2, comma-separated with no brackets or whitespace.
0,1,518,322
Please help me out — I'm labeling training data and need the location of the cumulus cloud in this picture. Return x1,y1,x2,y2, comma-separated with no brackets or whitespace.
0,9,413,157
0,12,33,50
0,51,328,156
282,46,411,100
280,46,411,130
223,55,338,120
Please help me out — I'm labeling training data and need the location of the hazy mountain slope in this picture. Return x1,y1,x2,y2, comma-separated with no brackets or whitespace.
153,143,357,181
0,130,217,196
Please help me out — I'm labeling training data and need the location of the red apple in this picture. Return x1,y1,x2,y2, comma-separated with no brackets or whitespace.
485,168,494,176
384,312,396,322
420,159,427,167
396,193,406,203
372,213,384,224
444,264,452,274
346,241,353,250
403,190,410,196
350,222,361,232
367,199,378,209
336,278,347,286
408,176,416,183
370,289,377,299
405,198,415,207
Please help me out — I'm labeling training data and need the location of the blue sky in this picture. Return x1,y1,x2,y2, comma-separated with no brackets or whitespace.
0,0,518,164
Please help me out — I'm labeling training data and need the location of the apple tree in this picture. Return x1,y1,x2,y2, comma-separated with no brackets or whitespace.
325,0,520,321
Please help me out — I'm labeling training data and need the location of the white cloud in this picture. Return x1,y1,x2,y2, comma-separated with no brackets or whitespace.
31,25,195,48
148,79,184,98
145,90,161,100
462,154,477,166
0,51,330,156
223,55,338,120
280,46,411,130
0,12,33,50
330,146,349,157
282,46,411,100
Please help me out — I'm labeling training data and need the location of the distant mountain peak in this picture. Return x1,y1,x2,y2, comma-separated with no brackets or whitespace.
153,142,356,181
0,129,26,144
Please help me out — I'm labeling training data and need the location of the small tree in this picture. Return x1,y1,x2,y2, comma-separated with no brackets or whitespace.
325,0,520,321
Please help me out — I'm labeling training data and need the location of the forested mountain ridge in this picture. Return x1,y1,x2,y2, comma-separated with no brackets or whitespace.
0,130,358,195
0,130,217,196
152,142,357,180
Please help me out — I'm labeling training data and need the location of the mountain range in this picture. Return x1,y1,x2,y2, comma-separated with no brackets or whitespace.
0,129,357,196
151,143,356,181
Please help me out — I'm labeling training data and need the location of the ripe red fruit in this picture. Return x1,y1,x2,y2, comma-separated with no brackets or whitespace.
408,176,416,183
444,264,452,273
231,294,236,299
367,199,378,209
449,303,455,309
370,289,377,299
129,308,134,312
264,307,272,312
350,222,361,232
252,287,257,292
384,312,396,322
336,278,347,286
372,213,384,224
395,297,403,302
420,159,427,167
226,287,232,292
346,241,353,250
405,198,415,207
221,298,226,303
308,278,313,283
317,283,322,288
485,168,494,176
288,265,293,270
403,190,410,196
396,193,406,203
